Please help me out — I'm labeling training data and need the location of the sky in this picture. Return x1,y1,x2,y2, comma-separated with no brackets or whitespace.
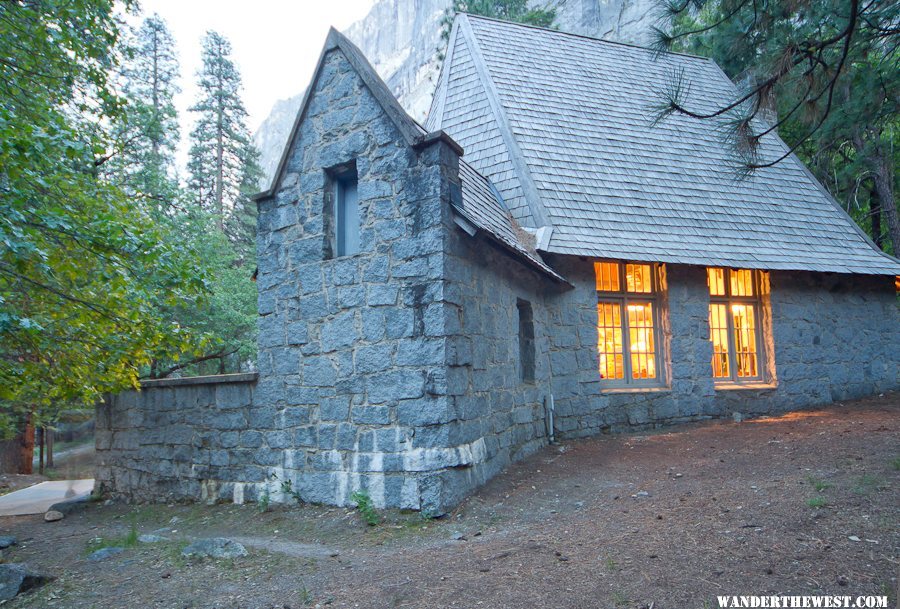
127,0,376,166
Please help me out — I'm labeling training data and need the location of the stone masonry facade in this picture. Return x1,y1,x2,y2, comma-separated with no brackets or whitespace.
95,42,900,514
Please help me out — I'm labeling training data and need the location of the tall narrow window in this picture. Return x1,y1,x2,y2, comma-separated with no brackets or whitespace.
707,268,766,383
517,299,535,382
595,262,664,387
334,170,359,257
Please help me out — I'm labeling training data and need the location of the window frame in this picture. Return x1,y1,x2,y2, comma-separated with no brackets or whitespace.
595,261,666,389
516,299,536,383
334,171,359,258
707,268,766,384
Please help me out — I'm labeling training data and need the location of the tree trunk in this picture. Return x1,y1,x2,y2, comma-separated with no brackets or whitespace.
215,39,225,231
0,415,35,474
46,428,54,469
869,157,900,254
869,182,883,250
37,427,44,475
853,136,899,253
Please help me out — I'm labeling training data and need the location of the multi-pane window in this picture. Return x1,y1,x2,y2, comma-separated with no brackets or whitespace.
707,268,766,382
595,262,663,386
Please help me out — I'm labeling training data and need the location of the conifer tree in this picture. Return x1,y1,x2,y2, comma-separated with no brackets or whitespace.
188,31,258,232
654,0,899,253
114,13,181,208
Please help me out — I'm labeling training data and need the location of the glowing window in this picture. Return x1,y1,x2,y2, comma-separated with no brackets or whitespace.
707,268,766,382
595,262,664,386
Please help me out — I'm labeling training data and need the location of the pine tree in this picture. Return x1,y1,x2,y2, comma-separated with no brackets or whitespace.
188,31,258,232
114,14,181,210
654,0,900,254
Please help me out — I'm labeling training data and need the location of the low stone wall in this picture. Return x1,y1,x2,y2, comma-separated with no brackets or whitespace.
95,374,261,503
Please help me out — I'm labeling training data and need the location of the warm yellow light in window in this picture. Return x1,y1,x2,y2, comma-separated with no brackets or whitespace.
597,302,624,379
626,263,652,293
709,303,730,378
730,269,755,297
626,301,656,379
731,303,758,377
595,262,620,292
707,268,726,296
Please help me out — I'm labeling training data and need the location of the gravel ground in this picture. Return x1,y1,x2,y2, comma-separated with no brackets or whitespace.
1,392,897,609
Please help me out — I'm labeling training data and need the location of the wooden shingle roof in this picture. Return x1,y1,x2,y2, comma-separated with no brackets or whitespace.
427,14,900,275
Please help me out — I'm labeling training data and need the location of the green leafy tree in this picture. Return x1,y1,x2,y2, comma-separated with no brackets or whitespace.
653,0,900,254
188,31,259,234
0,0,206,439
439,0,556,57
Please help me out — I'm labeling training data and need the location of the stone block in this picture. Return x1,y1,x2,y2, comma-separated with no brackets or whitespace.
396,338,443,367
351,406,391,425
355,344,393,374
368,370,425,404
367,284,398,306
397,398,454,426
320,311,356,353
303,356,337,387
320,396,351,422
294,426,317,448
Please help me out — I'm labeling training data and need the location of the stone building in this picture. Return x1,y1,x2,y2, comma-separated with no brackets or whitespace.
96,15,900,514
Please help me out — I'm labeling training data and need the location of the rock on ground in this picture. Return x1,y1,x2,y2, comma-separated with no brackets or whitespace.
181,538,247,559
0,535,16,549
88,547,125,562
43,510,64,522
138,534,167,543
0,563,50,601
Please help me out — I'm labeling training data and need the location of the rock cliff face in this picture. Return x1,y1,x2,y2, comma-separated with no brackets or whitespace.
253,0,656,185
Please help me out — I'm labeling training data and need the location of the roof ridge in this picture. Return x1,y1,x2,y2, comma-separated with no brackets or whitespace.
460,12,712,62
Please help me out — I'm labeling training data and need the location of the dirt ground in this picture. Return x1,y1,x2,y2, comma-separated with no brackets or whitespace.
1,393,897,609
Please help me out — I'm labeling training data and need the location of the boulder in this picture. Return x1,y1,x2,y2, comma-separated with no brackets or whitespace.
181,538,247,559
0,536,16,549
138,534,168,544
0,564,51,601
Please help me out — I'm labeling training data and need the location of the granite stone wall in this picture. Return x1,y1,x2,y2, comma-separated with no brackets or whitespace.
433,227,559,507
95,374,260,503
250,46,476,513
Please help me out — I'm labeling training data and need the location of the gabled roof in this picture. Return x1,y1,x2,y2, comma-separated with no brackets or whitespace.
427,14,900,276
253,28,425,201
253,27,562,281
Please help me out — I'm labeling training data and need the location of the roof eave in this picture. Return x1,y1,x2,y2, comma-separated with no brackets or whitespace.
451,206,569,284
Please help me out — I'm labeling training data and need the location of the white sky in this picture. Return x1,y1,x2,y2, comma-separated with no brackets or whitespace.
128,0,376,168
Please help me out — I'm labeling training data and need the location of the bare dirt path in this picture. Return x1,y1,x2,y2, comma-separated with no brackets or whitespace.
1,393,897,609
